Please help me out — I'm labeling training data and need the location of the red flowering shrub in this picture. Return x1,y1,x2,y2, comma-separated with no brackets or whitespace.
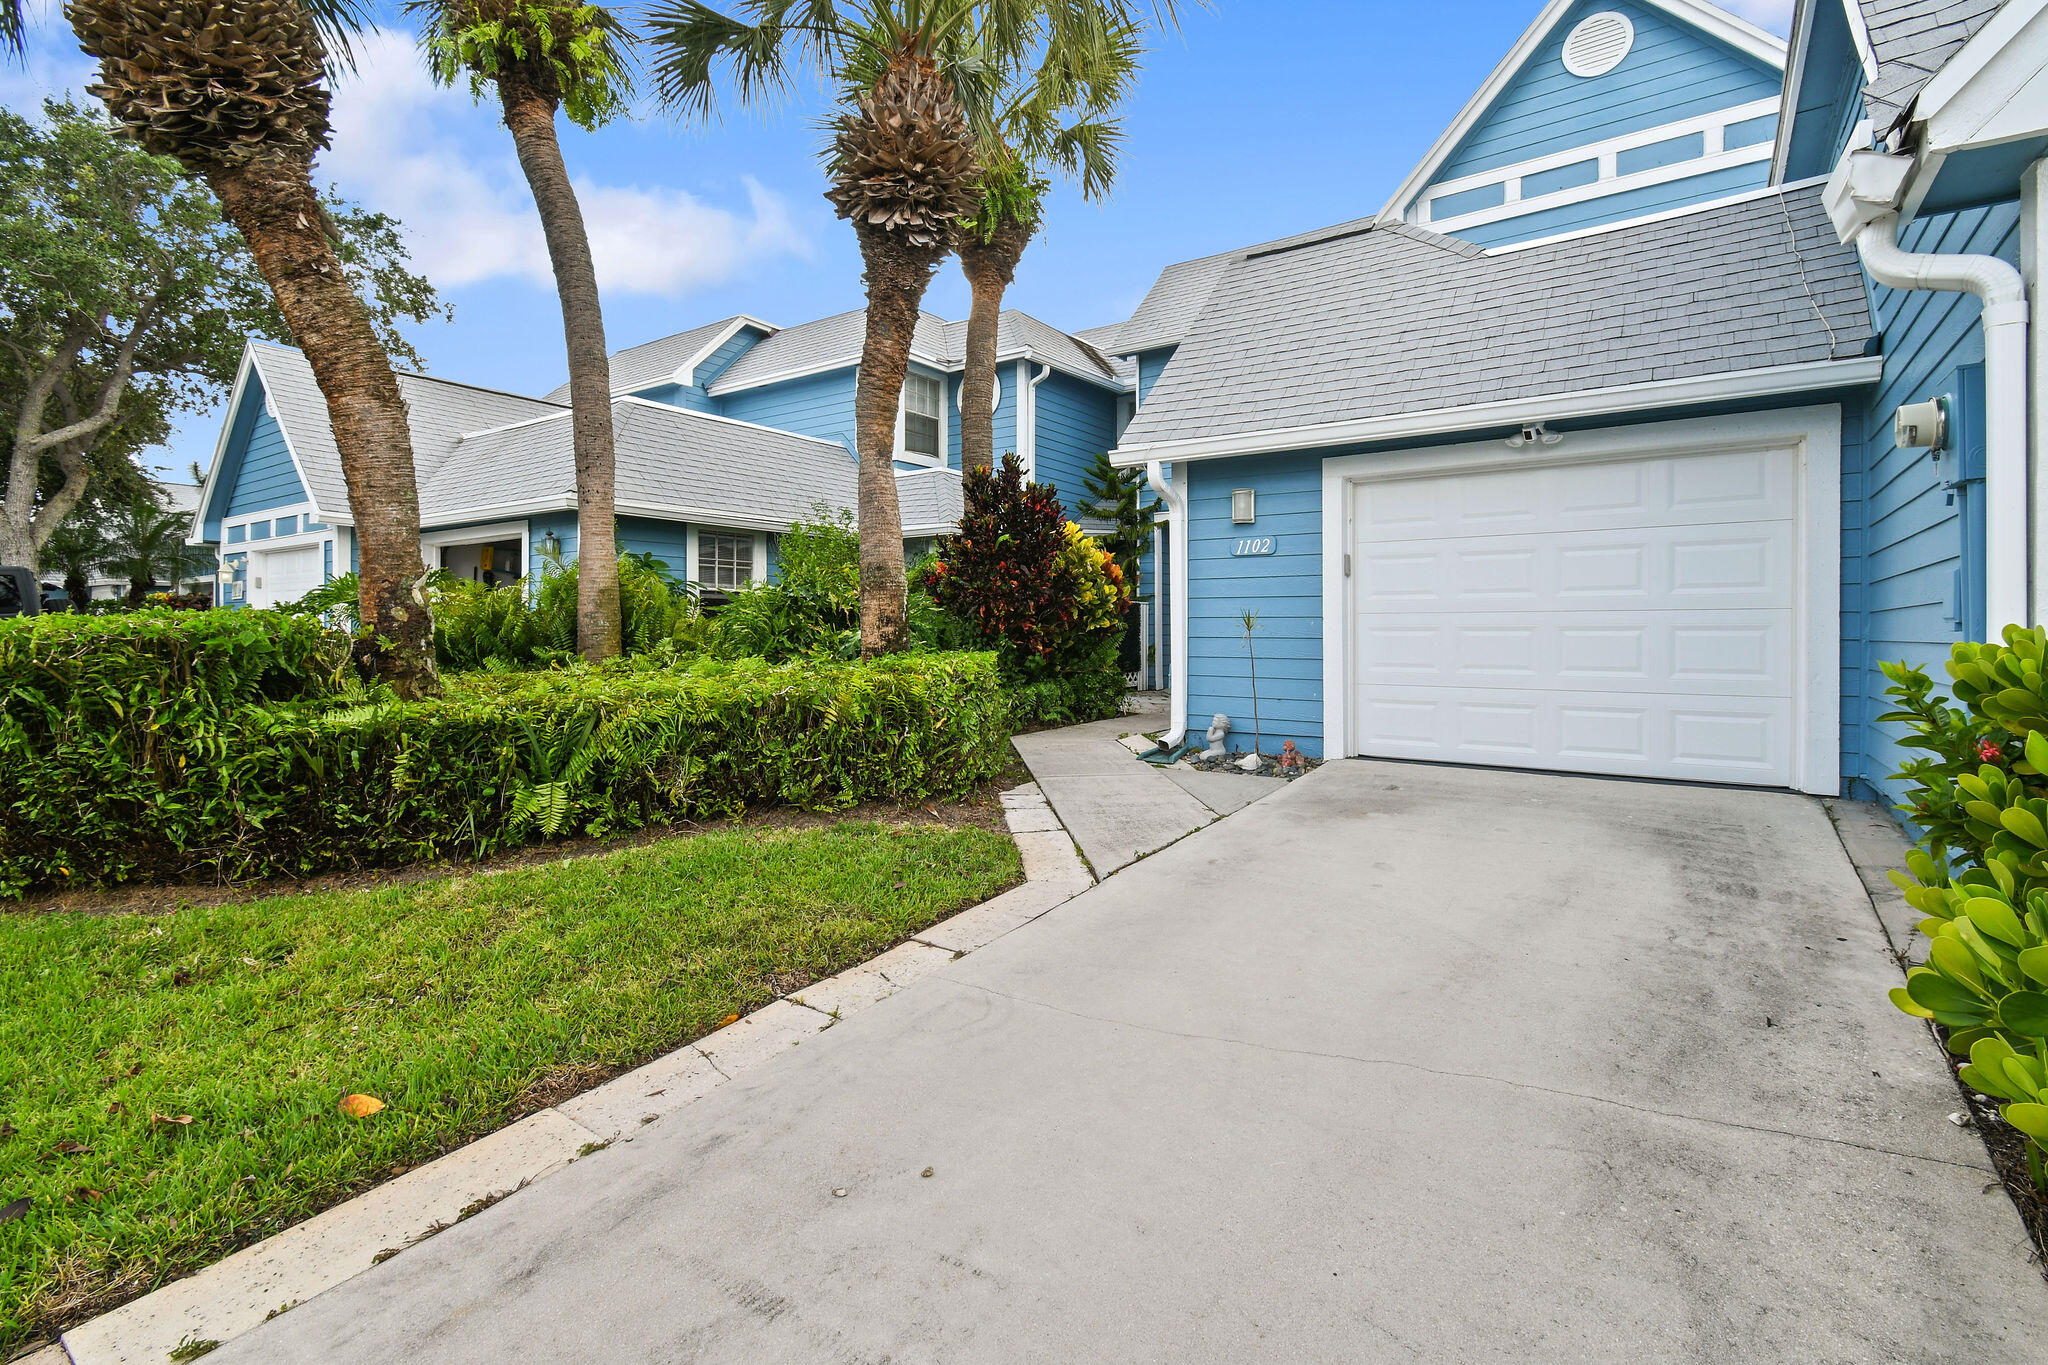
926,455,1131,723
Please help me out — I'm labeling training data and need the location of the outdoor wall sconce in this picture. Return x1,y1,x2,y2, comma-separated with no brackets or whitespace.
539,532,562,557
1231,488,1256,524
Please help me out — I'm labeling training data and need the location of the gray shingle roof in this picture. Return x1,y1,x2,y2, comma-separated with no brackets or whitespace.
248,342,564,518
1110,251,1237,354
420,399,865,530
540,317,753,403
893,467,965,536
1118,184,1873,451
704,306,1117,393
1859,0,2008,127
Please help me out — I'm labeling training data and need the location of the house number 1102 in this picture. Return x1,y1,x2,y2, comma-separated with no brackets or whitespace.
1232,537,1277,557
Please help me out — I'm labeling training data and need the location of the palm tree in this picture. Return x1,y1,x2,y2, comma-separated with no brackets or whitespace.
106,496,214,603
412,0,632,661
39,511,112,611
649,0,1041,655
956,13,1141,474
14,1,442,696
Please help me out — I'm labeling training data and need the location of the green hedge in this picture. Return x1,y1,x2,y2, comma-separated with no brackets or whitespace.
1,628,1014,896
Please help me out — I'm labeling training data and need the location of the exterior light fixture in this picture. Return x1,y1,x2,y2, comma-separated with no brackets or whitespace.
1506,422,1564,449
1231,488,1256,524
539,531,562,558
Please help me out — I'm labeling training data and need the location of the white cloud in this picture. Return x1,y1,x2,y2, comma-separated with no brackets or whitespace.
1715,0,1798,35
322,28,810,298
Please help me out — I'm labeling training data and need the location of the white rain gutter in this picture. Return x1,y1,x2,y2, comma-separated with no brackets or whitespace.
1147,460,1189,747
1826,148,2031,631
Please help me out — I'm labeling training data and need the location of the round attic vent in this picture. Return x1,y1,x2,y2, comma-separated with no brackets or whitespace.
1561,11,1634,77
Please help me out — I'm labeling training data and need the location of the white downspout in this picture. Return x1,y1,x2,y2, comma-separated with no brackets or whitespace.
1856,214,2029,631
1827,148,2032,631
1150,521,1165,691
1147,460,1189,747
1021,362,1051,479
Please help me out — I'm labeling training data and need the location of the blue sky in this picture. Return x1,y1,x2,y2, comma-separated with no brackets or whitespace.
1,0,1795,480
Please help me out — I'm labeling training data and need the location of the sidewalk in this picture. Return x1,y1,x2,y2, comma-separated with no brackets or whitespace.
1009,696,1288,875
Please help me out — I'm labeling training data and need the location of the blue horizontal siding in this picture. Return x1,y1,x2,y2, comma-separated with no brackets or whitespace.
1846,201,2020,809
223,398,307,517
1435,0,1781,181
632,381,712,413
619,516,692,580
1522,157,1600,196
715,368,858,451
1615,130,1703,175
1433,181,1507,218
1183,454,1323,756
1032,370,1119,510
1136,349,1175,406
1723,111,1777,149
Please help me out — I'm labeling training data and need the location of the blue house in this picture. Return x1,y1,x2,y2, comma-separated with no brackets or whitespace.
1104,0,2048,804
195,305,1132,624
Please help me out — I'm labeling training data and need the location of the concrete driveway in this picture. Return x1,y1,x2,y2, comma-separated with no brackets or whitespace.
219,761,2047,1363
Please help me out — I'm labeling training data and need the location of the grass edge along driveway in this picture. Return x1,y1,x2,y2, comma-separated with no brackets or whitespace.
0,820,1021,1350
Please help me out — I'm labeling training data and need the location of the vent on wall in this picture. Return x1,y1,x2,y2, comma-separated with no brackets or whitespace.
1561,11,1634,77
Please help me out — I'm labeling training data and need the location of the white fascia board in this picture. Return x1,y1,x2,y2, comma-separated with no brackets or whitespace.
1841,0,1880,79
242,347,328,526
1481,172,1832,254
1770,0,1819,185
989,346,1126,392
1378,0,1787,224
421,495,575,527
613,502,794,533
1913,0,2048,153
1109,356,1880,467
612,395,852,452
676,314,780,387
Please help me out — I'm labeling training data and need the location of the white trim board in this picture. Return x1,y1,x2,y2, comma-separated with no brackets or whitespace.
1318,404,1842,794
1378,0,1787,226
679,315,779,387
1425,141,1775,235
1112,356,1880,467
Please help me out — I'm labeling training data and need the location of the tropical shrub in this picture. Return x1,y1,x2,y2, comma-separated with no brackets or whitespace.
0,647,1012,897
926,454,1129,722
1881,629,2048,1190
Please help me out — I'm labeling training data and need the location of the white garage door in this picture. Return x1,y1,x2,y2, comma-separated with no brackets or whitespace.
251,545,323,609
1350,446,1797,787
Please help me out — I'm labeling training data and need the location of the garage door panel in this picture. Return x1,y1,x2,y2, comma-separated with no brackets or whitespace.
251,545,322,609
1356,610,1791,697
1358,445,1795,540
1359,521,1793,614
1349,445,1799,787
1358,686,1792,784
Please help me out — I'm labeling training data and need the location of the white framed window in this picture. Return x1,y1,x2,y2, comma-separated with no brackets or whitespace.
696,530,757,592
899,371,944,464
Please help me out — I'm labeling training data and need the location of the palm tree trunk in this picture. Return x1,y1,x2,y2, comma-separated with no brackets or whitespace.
498,71,621,663
956,217,1033,476
206,155,438,699
852,222,939,656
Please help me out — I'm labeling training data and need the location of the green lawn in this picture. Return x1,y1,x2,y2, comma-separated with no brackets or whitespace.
0,821,1020,1350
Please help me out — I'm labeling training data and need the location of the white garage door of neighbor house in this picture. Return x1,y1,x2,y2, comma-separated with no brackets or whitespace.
251,545,323,609
1350,445,1798,787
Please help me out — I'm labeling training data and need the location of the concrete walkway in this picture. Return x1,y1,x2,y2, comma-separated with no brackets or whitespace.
1010,696,1287,875
212,759,2046,1363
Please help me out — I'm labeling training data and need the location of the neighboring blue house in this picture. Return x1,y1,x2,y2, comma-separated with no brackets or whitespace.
195,305,1131,630
1102,0,2048,803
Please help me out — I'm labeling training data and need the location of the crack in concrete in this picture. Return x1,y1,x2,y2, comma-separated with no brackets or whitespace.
946,980,1994,1174
695,1047,731,1082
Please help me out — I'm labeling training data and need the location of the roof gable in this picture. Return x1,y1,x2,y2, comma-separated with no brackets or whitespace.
1381,0,1785,233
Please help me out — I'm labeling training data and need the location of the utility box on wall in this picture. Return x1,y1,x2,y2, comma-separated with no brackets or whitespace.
1944,361,1987,642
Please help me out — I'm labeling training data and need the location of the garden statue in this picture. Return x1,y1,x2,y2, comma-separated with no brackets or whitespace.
1277,740,1304,774
1204,713,1231,758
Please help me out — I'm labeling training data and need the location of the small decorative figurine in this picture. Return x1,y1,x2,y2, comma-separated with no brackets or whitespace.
1277,740,1304,774
1203,713,1231,758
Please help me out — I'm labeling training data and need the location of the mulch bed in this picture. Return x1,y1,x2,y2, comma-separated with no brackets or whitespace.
10,753,1034,920
1938,1026,2048,1276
